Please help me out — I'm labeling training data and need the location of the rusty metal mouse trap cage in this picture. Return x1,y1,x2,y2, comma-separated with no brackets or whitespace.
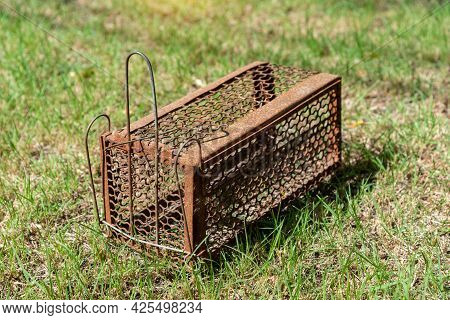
85,51,342,259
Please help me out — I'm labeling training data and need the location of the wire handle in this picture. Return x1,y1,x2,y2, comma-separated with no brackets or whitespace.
124,51,160,240
85,114,111,226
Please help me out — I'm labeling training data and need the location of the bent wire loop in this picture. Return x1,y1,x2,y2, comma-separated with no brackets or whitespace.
85,114,110,226
125,51,159,239
85,51,203,257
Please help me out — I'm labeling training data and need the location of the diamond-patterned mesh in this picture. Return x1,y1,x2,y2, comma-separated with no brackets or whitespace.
104,142,185,250
130,64,318,150
201,85,340,251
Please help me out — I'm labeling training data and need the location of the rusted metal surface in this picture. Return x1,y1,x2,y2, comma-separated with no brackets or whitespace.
85,52,342,259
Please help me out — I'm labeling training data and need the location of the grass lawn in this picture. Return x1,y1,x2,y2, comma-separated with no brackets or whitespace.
0,0,448,299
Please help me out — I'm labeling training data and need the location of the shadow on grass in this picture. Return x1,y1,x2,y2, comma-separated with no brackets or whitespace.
208,137,397,265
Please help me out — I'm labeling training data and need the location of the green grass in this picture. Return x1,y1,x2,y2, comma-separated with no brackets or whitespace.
0,0,448,299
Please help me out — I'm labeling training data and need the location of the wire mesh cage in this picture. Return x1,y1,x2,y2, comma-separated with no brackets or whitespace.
86,52,342,259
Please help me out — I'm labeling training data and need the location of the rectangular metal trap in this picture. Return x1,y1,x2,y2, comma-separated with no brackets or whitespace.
85,52,342,259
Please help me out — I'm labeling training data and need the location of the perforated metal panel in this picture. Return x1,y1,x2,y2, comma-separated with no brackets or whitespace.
86,55,341,259
200,84,340,252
